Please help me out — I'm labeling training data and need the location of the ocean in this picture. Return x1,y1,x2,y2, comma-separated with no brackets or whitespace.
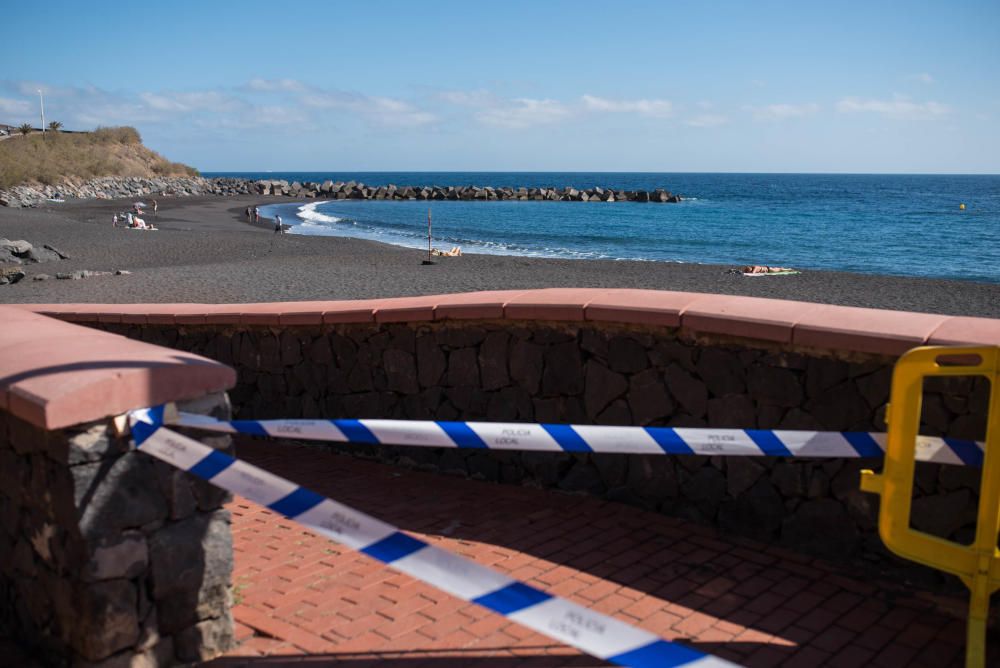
203,172,1000,284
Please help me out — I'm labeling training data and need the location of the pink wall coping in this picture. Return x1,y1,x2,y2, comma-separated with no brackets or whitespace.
0,306,235,430
14,289,1000,359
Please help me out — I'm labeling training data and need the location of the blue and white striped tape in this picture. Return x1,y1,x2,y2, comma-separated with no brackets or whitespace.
173,411,984,467
129,406,737,668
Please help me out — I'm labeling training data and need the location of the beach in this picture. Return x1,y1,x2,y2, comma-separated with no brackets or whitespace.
1,194,999,317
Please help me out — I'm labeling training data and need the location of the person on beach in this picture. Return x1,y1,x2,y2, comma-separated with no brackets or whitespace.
274,214,283,234
246,206,252,221
254,206,260,223
112,213,119,227
152,199,158,216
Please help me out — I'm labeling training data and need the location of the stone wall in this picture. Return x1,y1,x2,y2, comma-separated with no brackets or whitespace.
0,393,235,666
96,320,987,583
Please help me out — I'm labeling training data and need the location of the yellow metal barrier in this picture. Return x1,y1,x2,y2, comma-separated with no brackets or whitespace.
861,346,1000,668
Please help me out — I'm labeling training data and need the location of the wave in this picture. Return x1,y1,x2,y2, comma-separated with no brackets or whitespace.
297,201,342,224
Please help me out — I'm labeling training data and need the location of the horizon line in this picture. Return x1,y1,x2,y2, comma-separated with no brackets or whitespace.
199,170,1000,177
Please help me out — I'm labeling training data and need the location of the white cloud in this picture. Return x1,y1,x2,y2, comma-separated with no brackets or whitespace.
245,78,308,93
749,103,820,121
685,114,729,128
301,90,436,127
476,98,570,128
582,94,673,118
438,89,498,107
906,73,935,84
139,91,246,113
836,95,950,120
0,96,32,117
191,105,309,130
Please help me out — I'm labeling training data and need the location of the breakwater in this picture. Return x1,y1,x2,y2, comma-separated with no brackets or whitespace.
0,176,681,208
255,179,682,202
0,176,230,208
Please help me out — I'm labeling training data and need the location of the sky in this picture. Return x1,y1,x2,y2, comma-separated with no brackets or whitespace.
1,0,998,173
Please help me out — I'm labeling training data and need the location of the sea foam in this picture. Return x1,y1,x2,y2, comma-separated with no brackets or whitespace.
297,201,342,224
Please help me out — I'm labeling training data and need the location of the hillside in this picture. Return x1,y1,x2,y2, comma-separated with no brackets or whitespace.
0,126,197,189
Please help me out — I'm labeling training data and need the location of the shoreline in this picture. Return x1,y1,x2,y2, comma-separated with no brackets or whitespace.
0,194,998,317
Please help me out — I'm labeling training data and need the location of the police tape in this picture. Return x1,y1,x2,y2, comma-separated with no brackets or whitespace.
129,406,738,668
172,411,984,467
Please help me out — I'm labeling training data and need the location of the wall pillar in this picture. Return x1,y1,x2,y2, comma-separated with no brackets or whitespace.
0,392,235,666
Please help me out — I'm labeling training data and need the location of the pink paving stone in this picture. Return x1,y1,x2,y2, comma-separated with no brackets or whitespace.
373,296,438,323
927,316,1000,346
32,303,106,323
503,288,610,321
0,307,234,429
236,303,284,326
584,289,702,327
681,294,825,343
432,290,528,320
171,303,247,326
318,300,377,324
793,304,949,355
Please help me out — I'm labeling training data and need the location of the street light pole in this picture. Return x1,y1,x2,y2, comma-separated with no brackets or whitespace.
37,89,45,134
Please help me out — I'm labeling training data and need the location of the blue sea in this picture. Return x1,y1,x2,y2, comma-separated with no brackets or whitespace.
204,172,1000,284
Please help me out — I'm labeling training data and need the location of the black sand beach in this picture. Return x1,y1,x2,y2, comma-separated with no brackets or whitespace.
1,195,998,316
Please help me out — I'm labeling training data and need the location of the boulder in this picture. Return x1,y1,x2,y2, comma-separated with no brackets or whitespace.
26,246,62,263
0,238,32,255
0,248,21,264
0,267,25,284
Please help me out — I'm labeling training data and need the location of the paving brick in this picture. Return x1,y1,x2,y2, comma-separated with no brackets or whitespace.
810,625,856,653
237,606,337,654
213,441,994,667
872,641,920,667
784,645,832,668
855,624,897,652
744,591,786,615
783,590,827,614
753,607,799,635
671,612,718,637
745,644,797,666
796,606,840,632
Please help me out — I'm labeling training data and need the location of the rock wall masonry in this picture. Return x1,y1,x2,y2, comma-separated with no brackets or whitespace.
0,393,235,666
99,320,987,585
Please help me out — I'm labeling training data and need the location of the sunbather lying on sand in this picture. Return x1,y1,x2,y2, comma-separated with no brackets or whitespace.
430,246,462,257
741,265,798,275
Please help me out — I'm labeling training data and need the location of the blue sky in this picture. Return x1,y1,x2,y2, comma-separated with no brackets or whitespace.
2,0,997,173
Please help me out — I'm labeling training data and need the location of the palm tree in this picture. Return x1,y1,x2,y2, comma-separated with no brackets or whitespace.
47,121,62,132
17,123,33,137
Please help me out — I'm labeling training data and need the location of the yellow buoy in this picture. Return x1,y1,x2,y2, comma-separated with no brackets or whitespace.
960,203,966,210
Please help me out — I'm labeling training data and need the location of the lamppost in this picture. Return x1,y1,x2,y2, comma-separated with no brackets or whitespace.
38,89,45,134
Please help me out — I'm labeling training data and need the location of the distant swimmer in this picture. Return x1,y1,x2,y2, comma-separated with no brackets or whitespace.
959,203,966,210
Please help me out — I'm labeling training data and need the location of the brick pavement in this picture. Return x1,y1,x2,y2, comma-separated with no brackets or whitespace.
207,441,996,667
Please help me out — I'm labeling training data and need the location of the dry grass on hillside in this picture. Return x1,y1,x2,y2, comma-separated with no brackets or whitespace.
0,126,198,188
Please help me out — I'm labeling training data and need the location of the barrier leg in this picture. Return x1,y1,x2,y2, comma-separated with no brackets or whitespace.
860,346,1000,668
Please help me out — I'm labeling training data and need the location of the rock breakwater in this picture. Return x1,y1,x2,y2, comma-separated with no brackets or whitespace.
254,179,682,203
0,176,254,208
0,176,682,207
